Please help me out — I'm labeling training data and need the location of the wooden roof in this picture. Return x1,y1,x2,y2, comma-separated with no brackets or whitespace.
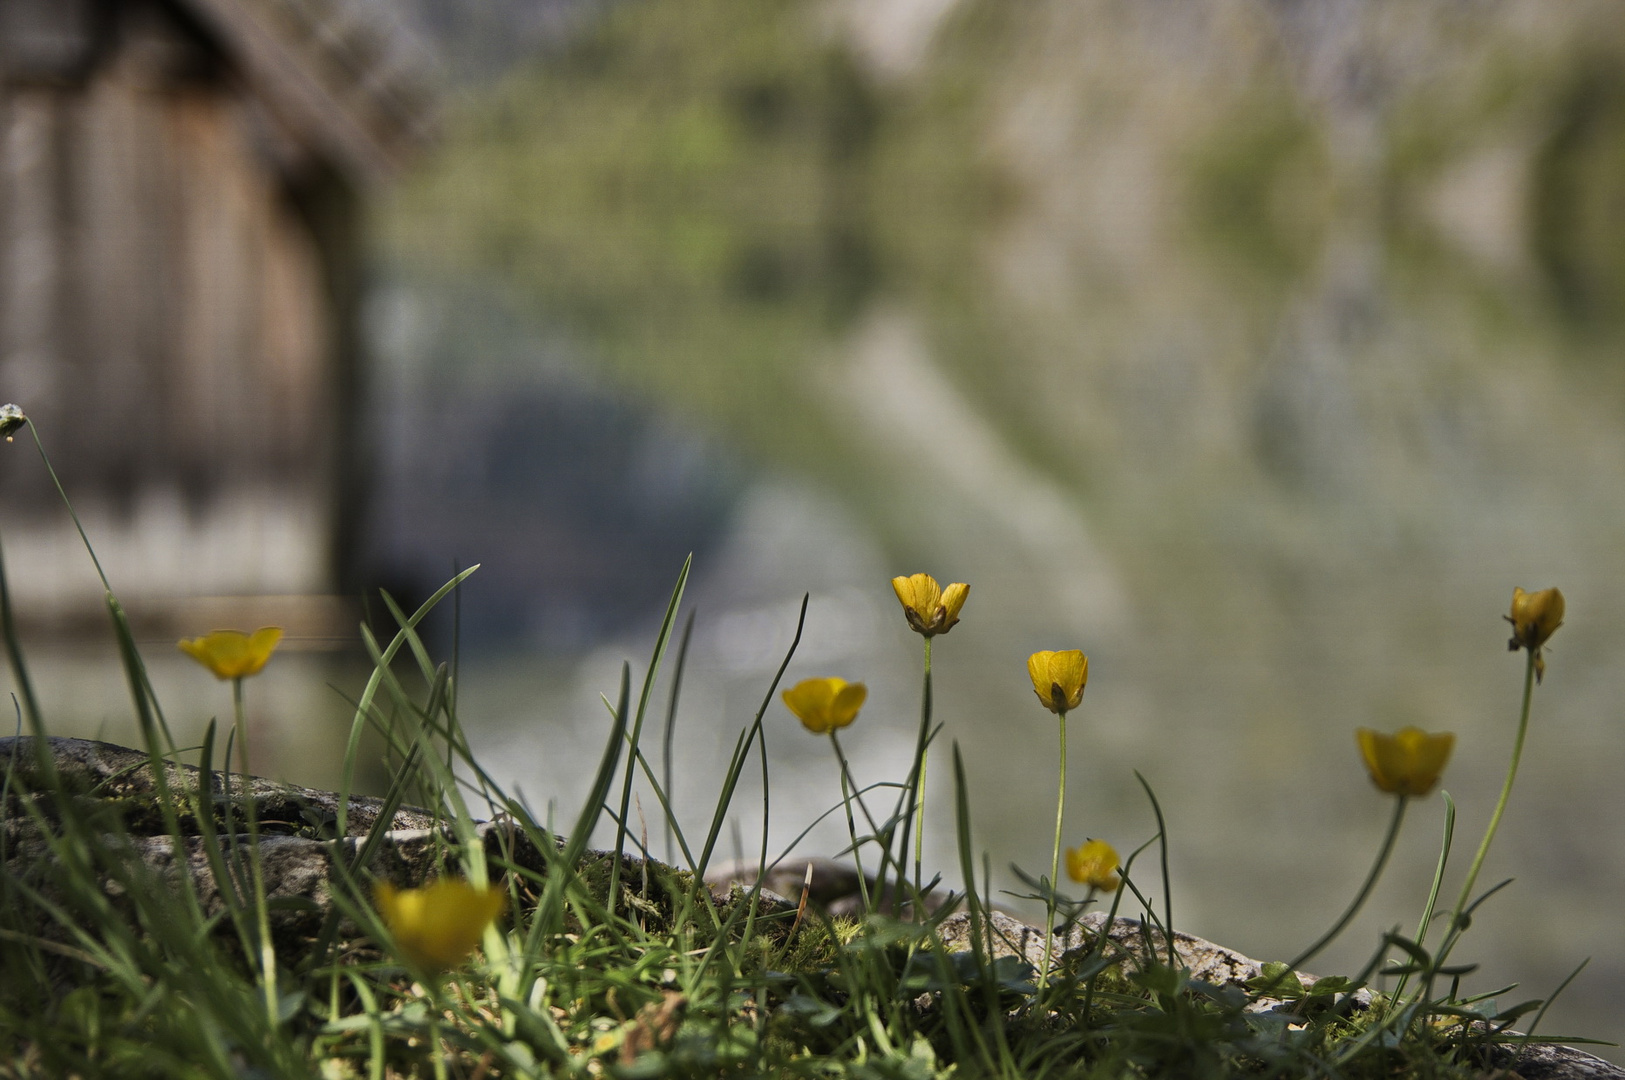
178,0,438,183
0,0,438,184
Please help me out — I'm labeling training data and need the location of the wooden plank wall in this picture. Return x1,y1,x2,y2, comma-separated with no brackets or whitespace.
0,0,346,628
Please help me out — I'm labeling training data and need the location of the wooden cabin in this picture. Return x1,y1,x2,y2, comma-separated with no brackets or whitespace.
0,0,433,639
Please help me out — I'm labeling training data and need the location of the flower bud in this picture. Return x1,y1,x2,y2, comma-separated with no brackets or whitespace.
1027,649,1087,714
0,403,26,442
1505,587,1564,682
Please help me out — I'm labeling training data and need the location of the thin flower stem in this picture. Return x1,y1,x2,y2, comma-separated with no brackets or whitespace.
28,423,112,594
1408,651,1539,1017
428,990,450,1080
1390,791,1455,1008
894,637,933,911
1285,794,1408,977
1074,883,1102,1017
829,731,870,910
913,637,932,902
235,676,280,1030
1446,649,1536,941
1038,709,1067,995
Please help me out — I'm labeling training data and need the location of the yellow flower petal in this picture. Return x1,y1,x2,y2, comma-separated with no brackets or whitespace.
1356,727,1455,797
782,677,867,735
177,627,283,680
1065,839,1121,892
1027,649,1087,714
374,878,507,973
890,573,969,637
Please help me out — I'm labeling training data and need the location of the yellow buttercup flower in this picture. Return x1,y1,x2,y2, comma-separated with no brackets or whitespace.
373,878,507,974
1356,727,1455,797
782,677,867,735
178,627,284,680
1505,586,1564,682
1065,839,1121,892
1507,586,1564,650
891,573,969,637
1027,650,1087,714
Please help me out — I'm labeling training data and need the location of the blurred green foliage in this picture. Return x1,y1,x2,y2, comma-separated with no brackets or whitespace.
385,0,1010,487
384,0,1625,495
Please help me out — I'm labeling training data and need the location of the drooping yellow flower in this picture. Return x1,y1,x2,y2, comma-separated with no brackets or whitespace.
373,878,507,974
177,627,284,680
1356,727,1455,797
782,677,867,735
890,574,969,637
1505,587,1564,682
1065,839,1121,892
1027,650,1088,714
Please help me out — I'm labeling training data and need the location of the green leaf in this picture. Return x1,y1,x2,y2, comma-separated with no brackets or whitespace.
1247,962,1304,999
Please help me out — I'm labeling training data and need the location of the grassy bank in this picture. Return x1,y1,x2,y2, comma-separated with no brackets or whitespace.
0,409,1605,1078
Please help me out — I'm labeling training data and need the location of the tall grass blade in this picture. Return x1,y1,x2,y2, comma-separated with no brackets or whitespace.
564,663,631,880
610,554,690,912
663,609,696,865
628,743,697,872
1517,957,1589,1057
693,594,807,883
1394,790,1457,1005
1417,790,1456,946
507,665,636,958
0,532,42,738
190,719,261,962
338,565,479,837
310,740,426,971
1134,770,1177,968
950,742,1009,1073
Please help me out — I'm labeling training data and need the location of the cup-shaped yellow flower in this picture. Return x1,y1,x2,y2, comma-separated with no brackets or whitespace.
782,677,867,735
1066,838,1121,892
891,573,969,637
178,627,284,680
1027,649,1087,714
1506,586,1564,682
1507,586,1564,651
373,878,507,974
1356,727,1455,797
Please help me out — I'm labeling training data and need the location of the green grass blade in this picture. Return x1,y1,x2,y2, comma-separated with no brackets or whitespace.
0,531,42,738
693,594,808,884
662,609,696,866
338,565,479,837
610,554,691,913
1134,770,1177,968
950,741,1010,1073
1515,957,1587,1056
562,664,631,882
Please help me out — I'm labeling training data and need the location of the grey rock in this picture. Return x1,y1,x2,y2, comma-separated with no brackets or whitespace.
5,736,1618,1079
